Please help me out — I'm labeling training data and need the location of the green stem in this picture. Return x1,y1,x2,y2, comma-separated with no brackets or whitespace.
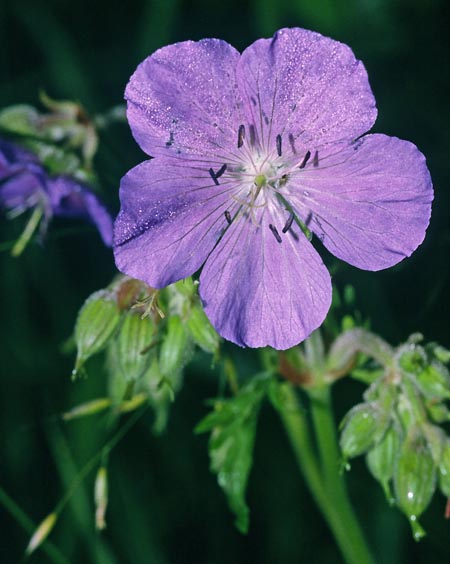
11,205,44,257
279,384,375,564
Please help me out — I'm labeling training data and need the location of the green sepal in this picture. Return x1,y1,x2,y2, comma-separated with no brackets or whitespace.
159,315,190,385
340,402,390,460
438,439,450,497
393,427,436,539
366,424,402,504
186,305,220,354
74,290,120,375
116,311,156,381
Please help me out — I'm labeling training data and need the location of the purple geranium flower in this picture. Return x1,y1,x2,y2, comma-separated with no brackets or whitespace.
114,28,433,349
0,137,113,247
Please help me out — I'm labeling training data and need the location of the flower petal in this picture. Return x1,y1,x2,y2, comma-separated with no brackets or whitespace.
286,134,433,271
125,39,244,159
199,204,332,349
237,28,376,155
114,157,234,287
47,177,114,246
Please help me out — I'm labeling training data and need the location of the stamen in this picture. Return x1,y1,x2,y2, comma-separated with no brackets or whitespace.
224,210,232,224
238,124,245,148
313,150,319,167
282,213,294,233
249,124,256,146
208,168,219,186
299,150,311,169
276,134,282,157
288,133,296,154
215,163,227,179
269,224,282,243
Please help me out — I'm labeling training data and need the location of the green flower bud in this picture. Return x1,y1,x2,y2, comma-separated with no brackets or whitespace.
438,439,450,497
394,428,436,540
159,315,190,384
422,424,446,465
62,398,111,421
116,311,156,381
416,362,450,401
187,305,220,354
398,345,427,374
340,402,389,460
74,290,120,376
426,401,450,423
366,425,401,504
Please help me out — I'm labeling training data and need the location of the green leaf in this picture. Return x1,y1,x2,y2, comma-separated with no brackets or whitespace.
195,376,269,533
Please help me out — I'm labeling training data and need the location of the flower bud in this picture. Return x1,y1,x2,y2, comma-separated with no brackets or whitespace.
187,305,220,354
366,425,401,503
159,315,190,384
394,428,436,540
74,290,120,375
62,398,111,421
438,439,450,497
416,362,450,401
25,512,57,555
116,311,156,381
94,466,108,530
340,402,389,460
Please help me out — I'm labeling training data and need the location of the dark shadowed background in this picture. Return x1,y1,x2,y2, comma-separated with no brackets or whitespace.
0,0,449,562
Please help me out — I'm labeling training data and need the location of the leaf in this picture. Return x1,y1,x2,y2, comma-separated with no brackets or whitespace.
195,375,269,533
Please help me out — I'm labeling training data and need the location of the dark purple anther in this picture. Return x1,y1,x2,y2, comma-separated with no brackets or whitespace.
269,223,282,243
276,134,282,157
209,168,220,185
282,212,294,233
299,150,311,169
238,124,245,148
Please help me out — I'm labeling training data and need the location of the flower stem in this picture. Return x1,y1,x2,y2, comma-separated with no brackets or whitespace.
279,384,375,564
11,205,43,257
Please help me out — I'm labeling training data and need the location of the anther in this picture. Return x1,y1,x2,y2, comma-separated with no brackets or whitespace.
249,124,256,146
313,150,319,167
208,168,219,186
276,134,282,157
238,124,245,148
299,150,311,169
215,163,227,179
269,224,282,243
282,213,294,233
224,210,232,224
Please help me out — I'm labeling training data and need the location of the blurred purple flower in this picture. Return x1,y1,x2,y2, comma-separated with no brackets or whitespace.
0,138,113,247
114,28,433,349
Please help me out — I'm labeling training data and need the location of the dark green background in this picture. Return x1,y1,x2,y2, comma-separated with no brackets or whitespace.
1,0,449,562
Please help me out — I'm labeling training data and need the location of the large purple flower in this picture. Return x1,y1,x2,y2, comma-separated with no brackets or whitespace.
114,28,433,349
0,138,113,247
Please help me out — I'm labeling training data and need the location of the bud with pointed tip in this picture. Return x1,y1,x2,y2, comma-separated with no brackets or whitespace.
74,290,120,376
394,428,436,540
340,402,389,460
366,425,401,504
25,512,57,556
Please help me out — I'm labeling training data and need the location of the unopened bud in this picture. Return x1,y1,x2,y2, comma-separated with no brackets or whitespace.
117,311,156,381
94,466,108,531
62,398,111,421
74,290,120,376
394,428,436,540
187,305,220,354
438,439,450,497
366,425,401,504
340,402,388,460
159,315,189,384
25,512,57,555
416,362,450,401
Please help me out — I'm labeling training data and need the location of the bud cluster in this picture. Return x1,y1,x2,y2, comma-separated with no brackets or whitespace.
72,275,220,432
338,333,450,539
